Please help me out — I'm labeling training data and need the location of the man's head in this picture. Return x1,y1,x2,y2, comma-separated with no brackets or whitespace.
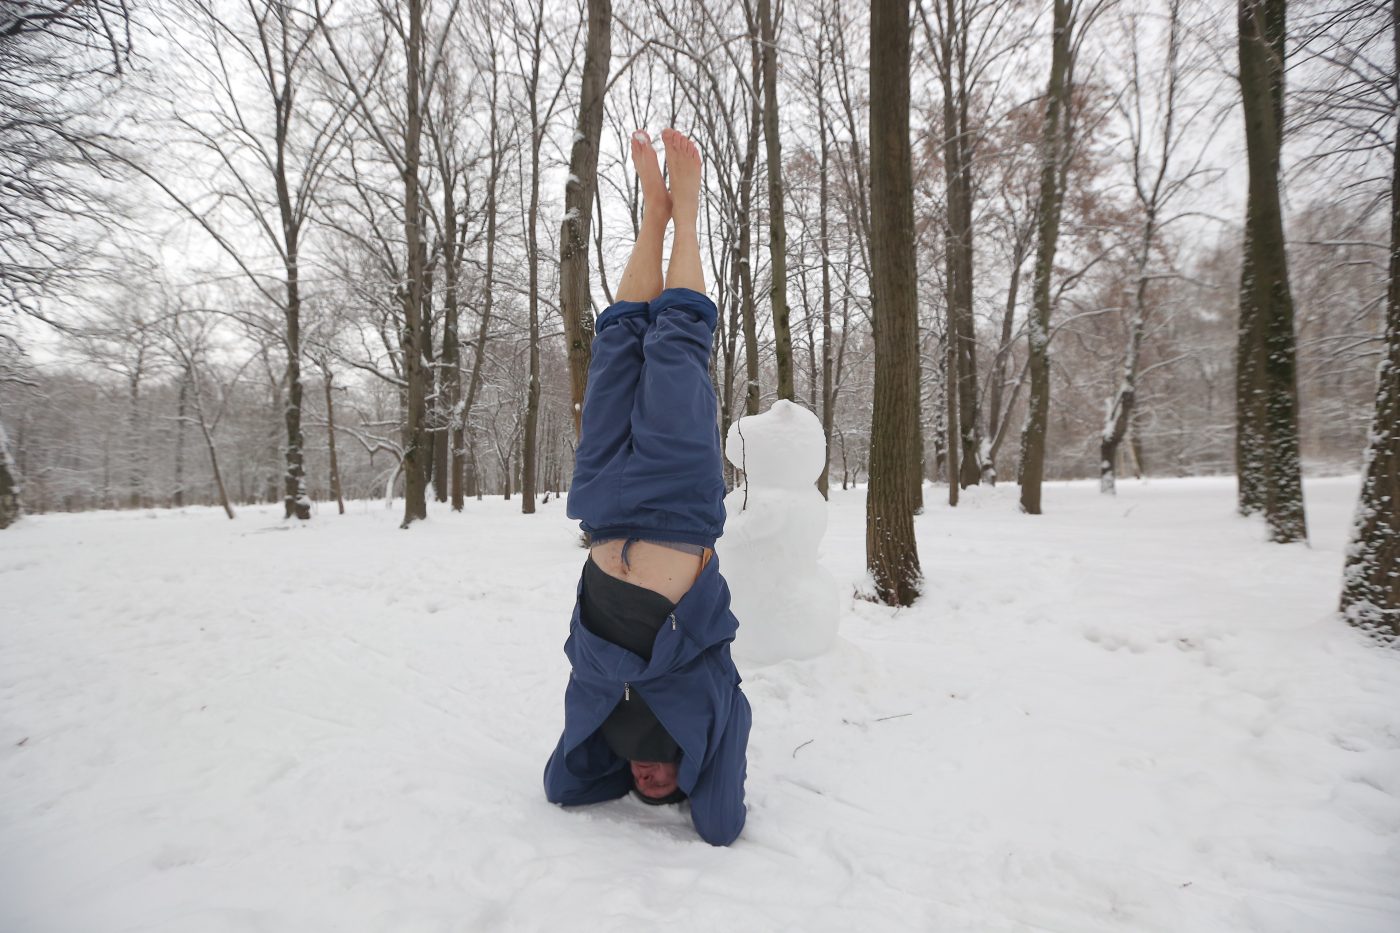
630,760,683,802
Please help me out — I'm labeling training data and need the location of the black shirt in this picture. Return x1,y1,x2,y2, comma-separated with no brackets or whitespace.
579,555,682,763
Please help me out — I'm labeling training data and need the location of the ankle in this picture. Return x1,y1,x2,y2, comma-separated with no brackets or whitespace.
642,199,672,226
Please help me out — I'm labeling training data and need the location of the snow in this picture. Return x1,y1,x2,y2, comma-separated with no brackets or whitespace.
3,476,1399,933
721,401,839,664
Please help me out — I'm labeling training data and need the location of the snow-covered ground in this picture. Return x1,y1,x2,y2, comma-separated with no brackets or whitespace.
2,476,1397,933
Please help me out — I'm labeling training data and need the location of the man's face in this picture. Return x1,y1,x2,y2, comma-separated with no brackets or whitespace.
630,760,679,798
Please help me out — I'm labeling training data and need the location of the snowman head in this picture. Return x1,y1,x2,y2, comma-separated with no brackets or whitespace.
725,400,826,489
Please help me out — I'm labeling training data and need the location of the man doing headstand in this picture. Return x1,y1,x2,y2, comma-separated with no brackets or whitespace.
542,128,751,847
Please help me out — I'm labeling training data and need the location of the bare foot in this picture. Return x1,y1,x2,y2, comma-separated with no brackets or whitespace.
661,128,702,227
631,130,670,221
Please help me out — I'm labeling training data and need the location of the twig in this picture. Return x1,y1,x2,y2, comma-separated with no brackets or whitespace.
792,739,814,758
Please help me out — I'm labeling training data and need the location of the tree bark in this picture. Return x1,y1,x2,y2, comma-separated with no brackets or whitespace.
323,361,345,514
126,355,143,509
758,0,795,401
740,24,763,417
1102,2,1189,494
817,32,835,499
441,172,463,511
561,0,611,438
1018,0,1073,516
933,0,982,490
187,367,234,520
461,51,501,509
173,368,188,508
1102,232,1154,494
945,324,959,505
399,0,429,527
985,236,1026,483
1237,0,1307,542
867,0,922,606
279,147,310,520
520,5,547,515
0,415,21,528
1339,0,1399,639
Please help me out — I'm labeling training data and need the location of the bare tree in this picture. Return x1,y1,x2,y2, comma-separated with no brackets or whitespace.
1019,0,1109,514
1299,0,1400,636
122,1,359,520
803,0,859,497
1342,125,1399,636
1099,0,1221,493
757,0,796,401
0,338,28,526
0,0,132,314
867,0,922,606
157,304,251,520
317,0,464,526
1236,0,1307,542
511,0,577,515
459,16,507,511
560,0,611,438
916,0,1023,490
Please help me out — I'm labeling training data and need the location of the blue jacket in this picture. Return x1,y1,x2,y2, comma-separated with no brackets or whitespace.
542,552,752,846
565,289,728,550
544,288,750,846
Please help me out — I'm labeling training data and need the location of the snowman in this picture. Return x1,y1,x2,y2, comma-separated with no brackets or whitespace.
718,400,840,665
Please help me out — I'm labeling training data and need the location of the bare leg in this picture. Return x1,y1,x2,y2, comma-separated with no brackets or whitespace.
614,131,671,303
662,128,705,294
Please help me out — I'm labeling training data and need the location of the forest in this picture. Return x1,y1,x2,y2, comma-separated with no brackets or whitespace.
0,0,1396,632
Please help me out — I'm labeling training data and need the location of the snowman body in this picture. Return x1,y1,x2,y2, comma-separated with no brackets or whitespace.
718,400,839,665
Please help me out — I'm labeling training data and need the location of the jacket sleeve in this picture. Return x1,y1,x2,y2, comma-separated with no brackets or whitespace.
543,728,631,807
687,685,752,846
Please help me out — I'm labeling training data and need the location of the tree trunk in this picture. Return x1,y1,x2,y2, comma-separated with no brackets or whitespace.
740,28,763,417
945,326,959,505
264,352,281,504
561,0,610,438
1237,0,1307,542
984,238,1026,484
442,172,464,511
461,61,501,505
937,0,982,489
423,251,441,502
867,0,922,607
173,368,188,508
188,372,234,520
1018,0,1073,516
281,239,310,521
0,415,21,529
1340,0,1399,639
818,53,835,500
127,361,143,509
721,243,741,480
523,5,548,515
323,362,345,515
400,0,429,527
1101,231,1154,494
758,0,795,401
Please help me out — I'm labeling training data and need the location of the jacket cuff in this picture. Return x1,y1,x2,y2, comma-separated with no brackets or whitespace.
596,299,650,332
650,288,717,331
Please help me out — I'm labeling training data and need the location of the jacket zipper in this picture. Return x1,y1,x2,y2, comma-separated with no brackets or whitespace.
623,614,677,702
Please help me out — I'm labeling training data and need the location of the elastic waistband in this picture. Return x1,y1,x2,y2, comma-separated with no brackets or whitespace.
586,524,717,550
593,537,707,571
